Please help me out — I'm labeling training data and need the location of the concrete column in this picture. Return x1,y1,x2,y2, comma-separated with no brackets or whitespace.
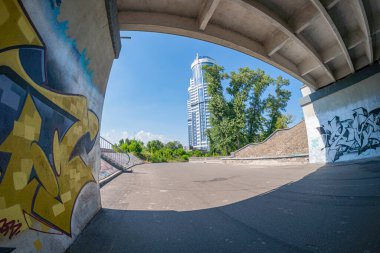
0,0,119,252
300,64,380,163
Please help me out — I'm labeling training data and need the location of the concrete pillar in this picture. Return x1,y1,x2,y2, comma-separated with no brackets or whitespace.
0,0,119,251
300,64,380,163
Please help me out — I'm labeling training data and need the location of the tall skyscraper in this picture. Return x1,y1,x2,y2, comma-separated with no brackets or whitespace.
187,54,216,150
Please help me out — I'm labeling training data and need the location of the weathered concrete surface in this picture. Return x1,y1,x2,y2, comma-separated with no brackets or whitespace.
302,67,380,163
223,155,309,166
100,159,120,180
99,159,121,182
190,122,309,166
233,121,309,158
118,0,380,90
69,160,380,253
189,157,226,163
0,0,117,251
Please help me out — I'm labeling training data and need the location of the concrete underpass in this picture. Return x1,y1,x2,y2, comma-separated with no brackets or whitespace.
1,0,380,252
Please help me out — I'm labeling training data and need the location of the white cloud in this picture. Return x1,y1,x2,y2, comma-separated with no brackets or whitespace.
101,129,125,144
121,131,129,139
134,130,171,144
101,129,171,144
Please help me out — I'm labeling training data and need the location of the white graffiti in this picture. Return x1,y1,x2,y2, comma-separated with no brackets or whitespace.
317,107,380,162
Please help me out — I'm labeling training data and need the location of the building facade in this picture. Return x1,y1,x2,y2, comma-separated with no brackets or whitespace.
187,54,216,150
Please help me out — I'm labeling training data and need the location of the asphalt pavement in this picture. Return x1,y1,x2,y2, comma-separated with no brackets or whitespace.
68,160,380,253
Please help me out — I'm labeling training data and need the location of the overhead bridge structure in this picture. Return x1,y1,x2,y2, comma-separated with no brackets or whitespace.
0,0,379,252
116,0,380,163
118,0,379,90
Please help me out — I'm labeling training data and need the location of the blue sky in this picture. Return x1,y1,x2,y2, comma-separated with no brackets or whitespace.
100,31,304,145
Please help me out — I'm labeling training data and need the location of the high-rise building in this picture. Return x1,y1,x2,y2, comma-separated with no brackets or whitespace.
187,54,216,150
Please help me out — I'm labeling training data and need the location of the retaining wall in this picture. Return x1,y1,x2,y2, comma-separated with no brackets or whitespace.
189,157,226,163
233,121,309,158
223,155,309,166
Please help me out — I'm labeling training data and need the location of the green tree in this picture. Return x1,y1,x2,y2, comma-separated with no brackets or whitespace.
118,138,130,152
119,143,129,152
147,140,164,152
165,141,183,150
164,148,174,158
264,76,291,137
128,140,143,154
204,64,292,155
191,150,203,157
116,138,190,163
244,69,272,143
203,64,233,155
275,114,294,129
119,138,131,146
228,67,271,148
173,148,186,157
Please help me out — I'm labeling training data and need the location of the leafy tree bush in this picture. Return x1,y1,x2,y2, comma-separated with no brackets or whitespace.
173,148,186,157
203,64,293,155
118,139,143,155
150,152,167,163
115,138,195,163
191,150,203,157
119,143,129,152
162,148,173,159
147,140,164,153
165,141,183,150
128,140,143,154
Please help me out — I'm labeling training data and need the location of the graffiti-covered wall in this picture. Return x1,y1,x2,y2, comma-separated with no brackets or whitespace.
0,0,116,252
302,66,380,163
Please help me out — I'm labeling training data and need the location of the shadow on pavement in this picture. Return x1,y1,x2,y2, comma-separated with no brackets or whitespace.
68,160,380,253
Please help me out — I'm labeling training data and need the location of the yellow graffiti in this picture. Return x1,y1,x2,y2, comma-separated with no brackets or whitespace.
0,0,98,237
0,0,43,50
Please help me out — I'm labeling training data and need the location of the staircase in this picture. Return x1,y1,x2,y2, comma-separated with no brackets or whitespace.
223,121,309,165
232,121,309,158
100,136,143,173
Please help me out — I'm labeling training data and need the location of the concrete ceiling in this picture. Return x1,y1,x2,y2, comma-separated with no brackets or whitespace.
117,0,380,90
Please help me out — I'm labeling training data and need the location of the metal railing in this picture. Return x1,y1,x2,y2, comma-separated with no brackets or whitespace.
100,136,132,172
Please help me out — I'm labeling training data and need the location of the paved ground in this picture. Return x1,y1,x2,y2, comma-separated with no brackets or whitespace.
68,160,380,253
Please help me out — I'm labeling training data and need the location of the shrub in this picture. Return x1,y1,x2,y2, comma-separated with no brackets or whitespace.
119,143,129,152
162,148,173,159
150,152,167,163
173,148,186,157
115,138,189,163
128,141,143,154
192,150,203,157
165,141,183,150
147,140,164,152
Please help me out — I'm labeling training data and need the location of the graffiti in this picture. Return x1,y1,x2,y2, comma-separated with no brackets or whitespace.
0,247,15,253
0,0,98,241
0,218,22,240
317,107,380,162
99,159,119,181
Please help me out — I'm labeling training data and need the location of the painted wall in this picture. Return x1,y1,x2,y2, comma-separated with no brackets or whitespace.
0,0,115,252
302,70,380,163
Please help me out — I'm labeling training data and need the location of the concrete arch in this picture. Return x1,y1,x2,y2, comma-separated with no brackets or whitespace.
1,0,380,252
117,0,380,90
